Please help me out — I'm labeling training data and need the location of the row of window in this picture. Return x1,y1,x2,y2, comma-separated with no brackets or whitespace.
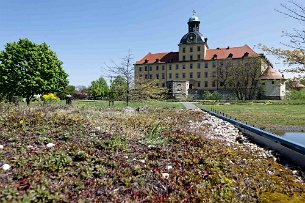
182,46,201,53
138,62,219,72
141,72,217,80
156,81,217,88
182,55,201,61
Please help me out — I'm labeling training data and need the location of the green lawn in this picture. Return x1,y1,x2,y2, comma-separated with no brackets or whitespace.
196,103,305,134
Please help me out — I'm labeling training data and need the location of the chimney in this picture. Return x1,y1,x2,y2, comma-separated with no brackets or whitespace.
227,46,230,49
216,47,220,50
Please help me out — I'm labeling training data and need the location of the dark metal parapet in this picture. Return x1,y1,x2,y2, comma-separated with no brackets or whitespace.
202,109,305,169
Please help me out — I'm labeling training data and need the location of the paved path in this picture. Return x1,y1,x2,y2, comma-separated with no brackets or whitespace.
181,102,201,110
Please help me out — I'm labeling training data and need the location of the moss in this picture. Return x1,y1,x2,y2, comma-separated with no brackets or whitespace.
260,192,305,203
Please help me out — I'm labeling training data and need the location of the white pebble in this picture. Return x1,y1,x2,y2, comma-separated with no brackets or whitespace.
46,143,55,148
167,165,173,170
162,172,169,179
2,164,11,171
0,145,4,149
140,159,145,163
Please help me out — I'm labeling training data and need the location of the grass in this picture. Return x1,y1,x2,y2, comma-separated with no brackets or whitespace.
1,103,305,201
196,102,305,134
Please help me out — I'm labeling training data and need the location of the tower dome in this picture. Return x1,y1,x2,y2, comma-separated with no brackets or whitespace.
189,15,200,22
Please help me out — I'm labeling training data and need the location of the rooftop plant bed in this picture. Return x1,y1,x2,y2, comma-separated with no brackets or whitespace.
0,105,304,202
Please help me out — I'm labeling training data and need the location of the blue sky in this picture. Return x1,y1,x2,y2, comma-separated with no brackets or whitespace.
0,0,302,86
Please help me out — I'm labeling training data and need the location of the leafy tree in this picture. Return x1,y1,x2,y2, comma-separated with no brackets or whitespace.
217,57,263,100
131,79,168,100
74,85,88,99
110,76,127,101
260,1,305,73
57,85,76,100
0,39,68,105
106,51,133,106
88,76,109,99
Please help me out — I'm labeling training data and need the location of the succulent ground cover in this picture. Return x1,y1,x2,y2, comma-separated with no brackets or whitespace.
0,104,305,202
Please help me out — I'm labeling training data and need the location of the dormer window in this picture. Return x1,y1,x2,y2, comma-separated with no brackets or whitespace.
155,59,159,63
228,53,233,58
243,52,249,58
144,59,148,63
212,54,217,60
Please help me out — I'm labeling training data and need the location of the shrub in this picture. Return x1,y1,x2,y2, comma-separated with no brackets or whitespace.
203,91,221,100
287,90,305,100
41,93,60,102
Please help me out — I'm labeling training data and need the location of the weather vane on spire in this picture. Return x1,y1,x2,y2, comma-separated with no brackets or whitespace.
192,9,196,15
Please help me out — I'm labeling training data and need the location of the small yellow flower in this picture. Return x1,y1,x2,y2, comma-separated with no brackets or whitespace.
19,120,24,125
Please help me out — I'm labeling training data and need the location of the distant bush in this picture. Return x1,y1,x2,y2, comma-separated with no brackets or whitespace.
42,93,60,102
287,90,305,100
203,91,221,100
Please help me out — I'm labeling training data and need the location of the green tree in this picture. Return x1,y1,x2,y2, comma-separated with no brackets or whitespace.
0,39,68,105
57,85,76,100
110,76,127,101
88,76,109,99
131,79,168,100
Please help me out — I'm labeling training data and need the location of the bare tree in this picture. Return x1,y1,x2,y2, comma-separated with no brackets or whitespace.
217,57,263,100
105,51,134,106
260,1,305,73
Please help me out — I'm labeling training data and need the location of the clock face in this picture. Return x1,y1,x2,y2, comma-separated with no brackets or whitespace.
187,33,196,42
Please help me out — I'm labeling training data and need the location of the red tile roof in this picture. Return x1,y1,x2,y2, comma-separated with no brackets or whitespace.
259,66,284,80
135,52,179,65
205,45,258,60
135,45,258,65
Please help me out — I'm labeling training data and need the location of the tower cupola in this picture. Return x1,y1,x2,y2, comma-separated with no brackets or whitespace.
188,10,200,32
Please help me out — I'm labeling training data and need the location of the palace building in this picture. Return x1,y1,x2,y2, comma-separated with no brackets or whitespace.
134,12,286,100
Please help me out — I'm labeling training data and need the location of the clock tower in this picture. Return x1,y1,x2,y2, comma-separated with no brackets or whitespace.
178,11,208,62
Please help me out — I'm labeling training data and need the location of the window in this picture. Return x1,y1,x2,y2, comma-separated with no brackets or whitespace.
212,61,216,68
145,66,148,71
190,55,193,61
220,61,224,66
162,73,165,79
162,83,165,87
204,81,208,87
205,62,208,68
190,72,193,78
197,46,201,51
182,73,186,78
212,72,216,77
262,82,265,85
204,72,208,78
183,56,186,61
139,67,142,71
149,66,152,71
212,81,216,87
197,72,201,78
145,74,148,79
183,47,186,53
149,74,152,79
156,66,159,71
197,63,200,69
168,65,171,70
139,74,142,78
197,55,200,60
176,64,179,70
198,82,201,87
190,63,193,69
175,73,179,79
183,64,186,69
272,81,275,84
190,47,193,52
156,74,159,79
162,65,165,70
169,73,172,79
